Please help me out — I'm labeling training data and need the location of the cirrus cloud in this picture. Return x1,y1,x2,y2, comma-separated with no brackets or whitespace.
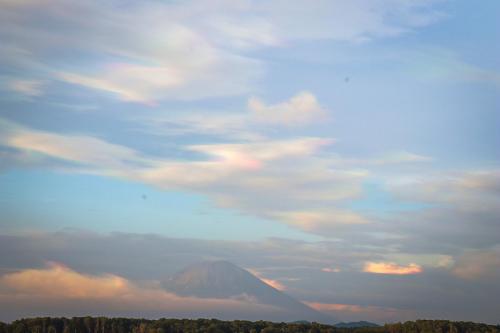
0,0,447,103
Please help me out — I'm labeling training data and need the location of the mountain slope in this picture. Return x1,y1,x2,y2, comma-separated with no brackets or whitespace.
162,260,333,323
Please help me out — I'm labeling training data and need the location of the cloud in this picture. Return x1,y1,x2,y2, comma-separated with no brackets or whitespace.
5,124,147,170
247,269,287,291
451,248,500,280
57,54,260,105
6,79,45,97
188,137,332,167
380,170,500,251
58,68,181,105
363,262,422,275
0,231,373,281
137,138,369,236
305,302,415,323
137,91,330,141
254,0,445,43
2,262,130,298
321,267,341,273
2,112,497,253
2,231,500,324
0,119,368,236
404,47,500,87
372,151,432,165
260,278,286,291
0,1,261,103
139,137,335,185
0,111,441,239
0,0,446,103
272,209,369,234
391,170,500,206
0,262,288,322
248,91,327,126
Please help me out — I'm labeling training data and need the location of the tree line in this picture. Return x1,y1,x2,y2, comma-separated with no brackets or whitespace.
0,317,498,333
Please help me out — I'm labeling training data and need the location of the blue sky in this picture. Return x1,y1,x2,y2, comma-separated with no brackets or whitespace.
0,0,499,324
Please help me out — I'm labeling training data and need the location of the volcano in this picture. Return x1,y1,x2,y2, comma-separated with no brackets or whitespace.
162,260,333,323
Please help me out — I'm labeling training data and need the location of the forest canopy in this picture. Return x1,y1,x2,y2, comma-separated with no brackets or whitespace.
0,318,498,333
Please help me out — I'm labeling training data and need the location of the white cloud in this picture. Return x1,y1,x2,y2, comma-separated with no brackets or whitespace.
137,139,369,236
138,91,330,140
249,91,327,126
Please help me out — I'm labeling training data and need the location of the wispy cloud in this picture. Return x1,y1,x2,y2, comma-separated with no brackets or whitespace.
0,109,455,239
403,47,500,87
0,116,368,235
6,79,45,97
0,0,447,103
8,131,144,169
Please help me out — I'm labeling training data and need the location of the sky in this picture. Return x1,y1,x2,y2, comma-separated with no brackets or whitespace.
0,0,499,325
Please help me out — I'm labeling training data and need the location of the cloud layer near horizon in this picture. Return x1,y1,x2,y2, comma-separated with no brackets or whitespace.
1,231,500,324
0,261,294,323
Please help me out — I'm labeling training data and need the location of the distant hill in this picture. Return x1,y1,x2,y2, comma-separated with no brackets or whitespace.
335,321,380,328
162,260,334,323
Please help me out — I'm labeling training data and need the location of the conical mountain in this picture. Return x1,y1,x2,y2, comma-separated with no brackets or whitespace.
163,260,333,323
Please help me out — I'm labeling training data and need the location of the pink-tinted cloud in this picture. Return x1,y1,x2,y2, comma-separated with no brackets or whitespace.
247,269,286,291
2,262,130,298
363,262,422,275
